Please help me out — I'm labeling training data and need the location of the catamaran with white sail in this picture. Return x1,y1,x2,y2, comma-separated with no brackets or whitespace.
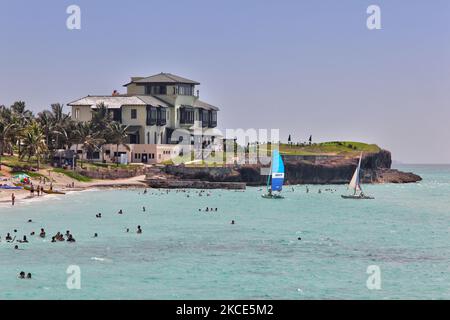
341,153,374,199
262,149,285,199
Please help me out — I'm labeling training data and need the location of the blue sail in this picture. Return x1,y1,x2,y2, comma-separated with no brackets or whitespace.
271,150,285,192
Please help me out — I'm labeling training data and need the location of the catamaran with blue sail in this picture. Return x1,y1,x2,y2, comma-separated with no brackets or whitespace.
262,149,285,199
341,153,374,199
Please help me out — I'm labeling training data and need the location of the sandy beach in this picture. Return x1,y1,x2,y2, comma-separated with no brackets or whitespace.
0,166,148,205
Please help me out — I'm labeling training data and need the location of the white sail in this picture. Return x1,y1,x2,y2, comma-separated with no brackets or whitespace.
348,153,362,193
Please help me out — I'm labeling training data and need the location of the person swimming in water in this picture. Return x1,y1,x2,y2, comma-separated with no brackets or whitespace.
26,273,32,279
118,209,123,214
6,233,12,241
93,233,98,238
142,206,146,212
67,234,76,242
39,228,46,238
18,271,25,279
231,220,235,225
137,226,142,234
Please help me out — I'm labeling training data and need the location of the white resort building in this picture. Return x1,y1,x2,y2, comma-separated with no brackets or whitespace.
68,73,220,164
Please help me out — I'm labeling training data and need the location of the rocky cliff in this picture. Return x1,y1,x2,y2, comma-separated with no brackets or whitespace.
163,150,422,185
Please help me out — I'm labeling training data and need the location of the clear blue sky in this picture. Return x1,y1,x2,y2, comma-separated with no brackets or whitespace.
1,0,449,163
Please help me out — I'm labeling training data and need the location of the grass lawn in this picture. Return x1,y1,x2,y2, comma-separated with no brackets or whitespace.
81,162,143,170
0,155,50,169
52,168,92,182
261,141,381,156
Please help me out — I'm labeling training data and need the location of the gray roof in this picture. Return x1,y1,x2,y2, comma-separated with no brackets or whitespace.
123,73,200,86
155,96,219,111
135,95,169,108
68,95,169,109
152,95,176,107
193,99,220,111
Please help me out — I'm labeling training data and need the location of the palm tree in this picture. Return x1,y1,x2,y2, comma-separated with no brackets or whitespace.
108,122,129,166
73,122,105,167
91,103,113,162
49,103,71,149
0,105,20,156
38,103,72,151
10,101,33,157
0,107,17,170
20,121,48,169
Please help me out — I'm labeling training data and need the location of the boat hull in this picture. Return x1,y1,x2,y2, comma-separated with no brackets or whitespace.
341,195,374,200
261,194,284,199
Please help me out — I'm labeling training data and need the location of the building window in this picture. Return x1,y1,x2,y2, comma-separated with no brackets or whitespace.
146,106,157,125
111,109,122,122
131,109,137,119
200,109,209,127
75,108,80,119
177,85,194,96
147,132,150,144
180,106,194,124
145,85,167,95
157,108,167,126
209,110,217,127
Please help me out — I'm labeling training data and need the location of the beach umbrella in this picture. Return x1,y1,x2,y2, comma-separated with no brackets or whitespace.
13,173,30,179
12,173,31,184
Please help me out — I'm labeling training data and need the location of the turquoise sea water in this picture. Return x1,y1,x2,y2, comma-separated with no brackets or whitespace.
0,165,449,300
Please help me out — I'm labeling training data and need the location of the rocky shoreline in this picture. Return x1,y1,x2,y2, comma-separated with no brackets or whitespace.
160,150,422,186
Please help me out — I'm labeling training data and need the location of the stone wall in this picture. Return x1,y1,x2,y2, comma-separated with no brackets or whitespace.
76,166,150,180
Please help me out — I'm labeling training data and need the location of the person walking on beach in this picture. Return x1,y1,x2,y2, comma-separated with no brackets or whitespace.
11,193,15,206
